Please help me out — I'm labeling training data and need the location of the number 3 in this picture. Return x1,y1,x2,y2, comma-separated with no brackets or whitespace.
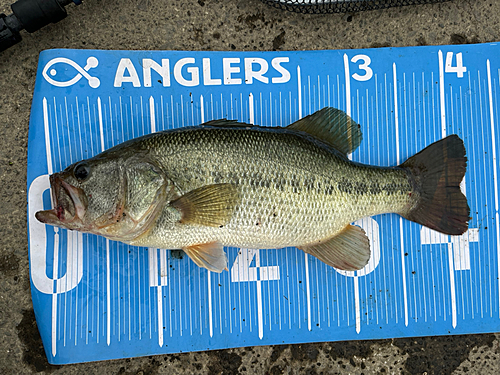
351,54,373,82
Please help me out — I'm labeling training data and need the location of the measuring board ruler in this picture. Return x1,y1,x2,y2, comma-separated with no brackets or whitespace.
27,45,499,364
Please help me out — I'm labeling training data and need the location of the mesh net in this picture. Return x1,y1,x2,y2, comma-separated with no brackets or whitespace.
260,0,450,14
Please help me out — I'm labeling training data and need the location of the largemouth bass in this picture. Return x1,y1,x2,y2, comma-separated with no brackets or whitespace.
36,108,469,272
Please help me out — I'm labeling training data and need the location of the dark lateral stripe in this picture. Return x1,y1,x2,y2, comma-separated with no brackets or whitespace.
337,178,408,196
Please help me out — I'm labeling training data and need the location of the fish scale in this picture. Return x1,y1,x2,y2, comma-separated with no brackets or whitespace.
128,125,413,250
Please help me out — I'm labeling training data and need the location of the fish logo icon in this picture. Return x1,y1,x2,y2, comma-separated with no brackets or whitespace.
42,56,100,88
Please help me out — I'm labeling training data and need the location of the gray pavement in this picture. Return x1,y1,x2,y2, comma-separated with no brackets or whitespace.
1,0,500,374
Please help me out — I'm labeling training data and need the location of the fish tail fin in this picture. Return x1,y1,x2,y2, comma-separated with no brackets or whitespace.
400,134,470,235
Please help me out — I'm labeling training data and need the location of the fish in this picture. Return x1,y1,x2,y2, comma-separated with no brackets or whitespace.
35,107,470,273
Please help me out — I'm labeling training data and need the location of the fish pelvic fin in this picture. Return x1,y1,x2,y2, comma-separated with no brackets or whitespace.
287,107,362,155
400,134,470,235
183,242,228,273
171,183,240,227
299,224,370,271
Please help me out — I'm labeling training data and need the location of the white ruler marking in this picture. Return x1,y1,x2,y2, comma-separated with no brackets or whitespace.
451,85,466,322
44,98,58,357
160,95,165,131
354,277,360,333
43,99,53,174
343,54,351,117
208,271,213,337
439,53,457,325
344,52,362,332
480,67,492,316
448,243,457,328
86,97,93,156
438,50,447,137
157,285,163,347
295,66,311,331
304,254,311,331
386,73,397,322
411,74,418,323
315,259,320,328
160,250,167,285
335,271,340,327
168,254,172,337
255,251,264,339
73,233,79,346
276,250,281,330
393,63,408,327
249,93,254,124
394,66,401,164
217,269,221,334
475,73,484,318
284,250,291,329
198,267,203,335
97,97,104,156
295,249,301,329
149,96,156,132
75,97,83,160
75,99,85,343
421,74,428,322
188,262,192,337
307,75,311,115
192,94,196,127
178,260,183,336
148,249,157,286
486,60,500,317
97,99,111,345
200,95,204,123
317,75,321,111
297,66,302,119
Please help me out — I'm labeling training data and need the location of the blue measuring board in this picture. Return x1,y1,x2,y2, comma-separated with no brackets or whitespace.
27,45,500,364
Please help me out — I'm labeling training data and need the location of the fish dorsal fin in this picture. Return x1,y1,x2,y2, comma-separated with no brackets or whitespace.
171,183,240,227
287,107,362,155
183,242,228,273
203,119,251,128
299,224,370,271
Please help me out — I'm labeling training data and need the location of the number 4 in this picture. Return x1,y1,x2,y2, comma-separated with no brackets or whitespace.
445,52,467,78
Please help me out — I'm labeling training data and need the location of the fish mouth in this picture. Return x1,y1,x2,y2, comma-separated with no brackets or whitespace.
35,174,87,227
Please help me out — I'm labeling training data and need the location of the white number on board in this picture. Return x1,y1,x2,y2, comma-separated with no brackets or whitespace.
28,175,83,294
445,52,467,78
351,54,373,82
231,249,280,282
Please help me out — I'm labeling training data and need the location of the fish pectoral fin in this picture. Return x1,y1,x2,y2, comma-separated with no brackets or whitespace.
299,224,370,271
171,183,240,227
183,242,228,273
287,107,362,155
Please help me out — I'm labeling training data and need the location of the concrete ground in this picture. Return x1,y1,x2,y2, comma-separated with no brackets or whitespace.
1,0,500,373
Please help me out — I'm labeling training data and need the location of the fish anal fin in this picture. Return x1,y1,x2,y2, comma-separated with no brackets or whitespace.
171,183,239,227
183,242,228,273
287,107,362,155
299,224,370,271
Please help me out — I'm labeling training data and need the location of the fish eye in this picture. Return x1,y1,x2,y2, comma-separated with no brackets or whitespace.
73,162,90,181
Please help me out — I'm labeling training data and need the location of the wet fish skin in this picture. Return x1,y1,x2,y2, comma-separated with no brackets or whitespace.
35,108,469,272
127,125,412,248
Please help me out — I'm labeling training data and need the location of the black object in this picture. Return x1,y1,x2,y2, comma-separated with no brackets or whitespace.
0,0,79,52
260,0,450,14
